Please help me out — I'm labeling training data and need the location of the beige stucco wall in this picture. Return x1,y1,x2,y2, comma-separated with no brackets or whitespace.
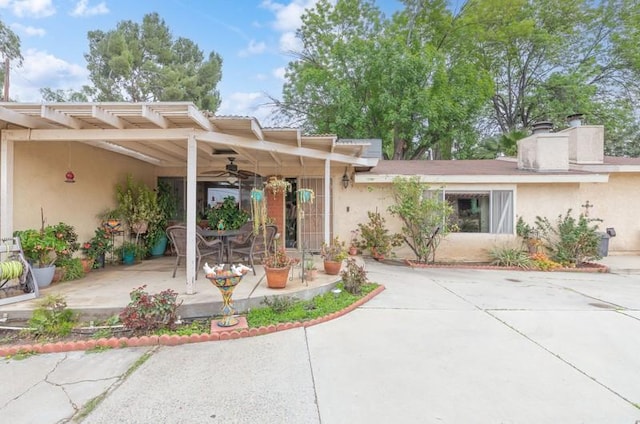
333,174,640,262
332,181,519,262
10,141,157,246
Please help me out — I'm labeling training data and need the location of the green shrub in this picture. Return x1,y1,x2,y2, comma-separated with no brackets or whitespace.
388,176,454,263
58,257,84,281
28,295,77,338
489,245,533,269
119,285,182,332
340,258,368,294
535,209,602,266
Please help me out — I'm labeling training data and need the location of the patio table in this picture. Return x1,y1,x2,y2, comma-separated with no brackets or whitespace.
201,229,246,264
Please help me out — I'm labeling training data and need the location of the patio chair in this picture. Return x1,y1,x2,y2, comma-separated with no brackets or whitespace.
229,224,277,275
166,225,223,279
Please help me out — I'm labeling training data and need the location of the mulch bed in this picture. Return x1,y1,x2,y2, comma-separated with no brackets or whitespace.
403,259,609,273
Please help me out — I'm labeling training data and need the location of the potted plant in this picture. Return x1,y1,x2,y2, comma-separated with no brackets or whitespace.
357,211,403,260
297,188,315,204
14,227,68,288
115,241,146,265
206,196,250,231
263,238,292,288
50,222,80,282
146,181,177,256
321,236,348,275
264,176,292,197
349,229,360,256
115,175,162,236
99,208,123,234
304,258,318,281
81,227,114,269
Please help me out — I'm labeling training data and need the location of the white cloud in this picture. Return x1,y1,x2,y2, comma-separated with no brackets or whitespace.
273,67,286,81
2,0,56,18
11,22,45,37
10,48,89,102
261,0,318,32
261,0,318,53
218,91,276,124
70,0,109,17
255,73,268,81
238,40,267,58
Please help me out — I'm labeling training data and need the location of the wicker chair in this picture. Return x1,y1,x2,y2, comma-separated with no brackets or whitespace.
166,225,223,279
228,224,277,275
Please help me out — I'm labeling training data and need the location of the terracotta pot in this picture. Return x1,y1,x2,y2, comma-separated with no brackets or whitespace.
265,265,291,289
349,246,358,256
81,258,94,274
304,269,318,281
371,248,385,261
323,260,342,275
52,266,65,283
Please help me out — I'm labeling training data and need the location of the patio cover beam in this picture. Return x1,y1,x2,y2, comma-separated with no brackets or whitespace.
196,132,378,167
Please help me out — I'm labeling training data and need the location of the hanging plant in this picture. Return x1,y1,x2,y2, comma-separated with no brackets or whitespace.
250,188,267,237
297,188,315,204
264,176,292,197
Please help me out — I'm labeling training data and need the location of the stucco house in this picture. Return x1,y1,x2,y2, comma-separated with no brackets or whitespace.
1,102,638,293
339,119,640,261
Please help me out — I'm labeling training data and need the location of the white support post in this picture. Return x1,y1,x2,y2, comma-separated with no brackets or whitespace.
0,133,14,242
185,135,197,294
324,159,331,245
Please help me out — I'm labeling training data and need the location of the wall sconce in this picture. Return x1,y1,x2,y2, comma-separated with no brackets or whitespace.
342,168,351,189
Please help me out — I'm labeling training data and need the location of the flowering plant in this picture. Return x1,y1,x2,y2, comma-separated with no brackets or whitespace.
263,238,292,269
14,227,68,268
321,236,348,262
81,227,113,260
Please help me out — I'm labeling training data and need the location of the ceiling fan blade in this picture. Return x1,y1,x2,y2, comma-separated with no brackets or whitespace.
201,170,226,177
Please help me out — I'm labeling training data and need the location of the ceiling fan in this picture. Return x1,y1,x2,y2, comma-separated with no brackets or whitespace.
202,157,258,181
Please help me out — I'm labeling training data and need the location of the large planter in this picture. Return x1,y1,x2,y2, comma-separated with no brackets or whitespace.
323,260,342,275
265,265,291,289
31,265,56,288
122,250,136,265
150,234,168,256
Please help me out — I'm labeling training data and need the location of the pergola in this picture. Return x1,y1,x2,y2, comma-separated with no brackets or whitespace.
0,101,378,294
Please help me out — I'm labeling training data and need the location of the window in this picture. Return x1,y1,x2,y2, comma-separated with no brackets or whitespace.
444,190,513,234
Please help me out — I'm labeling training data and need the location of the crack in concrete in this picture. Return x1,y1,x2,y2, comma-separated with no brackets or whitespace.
303,328,322,424
432,277,640,411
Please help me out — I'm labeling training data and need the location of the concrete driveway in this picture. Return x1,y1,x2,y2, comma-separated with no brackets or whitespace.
2,261,640,423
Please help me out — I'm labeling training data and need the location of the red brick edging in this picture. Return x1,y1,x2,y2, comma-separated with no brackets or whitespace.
0,285,386,357
405,260,609,273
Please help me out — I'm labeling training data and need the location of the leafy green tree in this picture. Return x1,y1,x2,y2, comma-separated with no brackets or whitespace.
84,12,222,110
388,176,454,263
40,87,91,102
463,0,640,155
276,0,492,159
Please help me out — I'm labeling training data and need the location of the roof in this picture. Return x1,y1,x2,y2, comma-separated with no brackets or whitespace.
356,159,610,184
0,102,378,171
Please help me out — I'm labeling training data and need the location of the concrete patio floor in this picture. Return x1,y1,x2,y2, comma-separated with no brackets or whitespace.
0,254,342,322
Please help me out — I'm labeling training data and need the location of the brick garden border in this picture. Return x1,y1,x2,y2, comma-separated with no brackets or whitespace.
404,259,609,273
0,285,386,357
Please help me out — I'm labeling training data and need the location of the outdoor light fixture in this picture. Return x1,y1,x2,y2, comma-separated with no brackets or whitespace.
227,175,238,184
65,170,76,183
341,168,351,189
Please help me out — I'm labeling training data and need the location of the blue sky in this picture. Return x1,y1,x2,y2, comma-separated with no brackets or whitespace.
4,0,401,124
